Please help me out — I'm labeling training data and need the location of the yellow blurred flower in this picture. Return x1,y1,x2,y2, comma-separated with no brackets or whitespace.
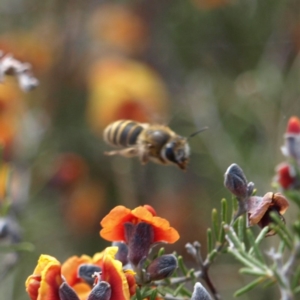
86,57,169,135
0,162,11,203
87,3,148,55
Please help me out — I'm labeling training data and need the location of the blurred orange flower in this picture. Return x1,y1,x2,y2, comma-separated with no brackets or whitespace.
0,31,54,74
51,153,89,190
63,181,106,236
88,3,148,55
100,205,179,244
0,79,25,156
0,162,11,202
86,57,169,135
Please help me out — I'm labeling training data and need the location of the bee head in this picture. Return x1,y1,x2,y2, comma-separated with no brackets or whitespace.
163,137,190,171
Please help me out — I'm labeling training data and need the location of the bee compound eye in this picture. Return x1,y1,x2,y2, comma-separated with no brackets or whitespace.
165,145,177,164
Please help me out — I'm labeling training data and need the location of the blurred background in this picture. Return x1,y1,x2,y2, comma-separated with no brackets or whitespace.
0,0,299,299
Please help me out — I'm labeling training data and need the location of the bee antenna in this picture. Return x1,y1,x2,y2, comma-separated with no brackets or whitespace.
188,126,208,139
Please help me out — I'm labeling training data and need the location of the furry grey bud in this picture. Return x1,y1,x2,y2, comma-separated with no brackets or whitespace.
59,282,80,300
87,281,111,300
146,254,178,281
191,282,212,300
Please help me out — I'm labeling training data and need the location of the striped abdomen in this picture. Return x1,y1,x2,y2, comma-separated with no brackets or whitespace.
103,120,145,147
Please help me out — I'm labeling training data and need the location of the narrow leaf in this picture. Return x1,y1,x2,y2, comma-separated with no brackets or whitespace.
220,198,228,224
207,228,213,254
234,277,266,297
212,209,219,242
247,229,264,262
177,255,188,276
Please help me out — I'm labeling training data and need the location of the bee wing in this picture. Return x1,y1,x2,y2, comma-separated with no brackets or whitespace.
104,148,138,158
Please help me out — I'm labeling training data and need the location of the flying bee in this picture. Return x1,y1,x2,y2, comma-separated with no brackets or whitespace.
103,120,207,171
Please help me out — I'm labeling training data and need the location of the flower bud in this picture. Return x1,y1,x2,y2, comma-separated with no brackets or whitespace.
78,264,101,286
59,282,80,300
275,162,300,190
124,222,154,267
146,254,178,281
224,164,248,199
191,282,212,300
87,280,111,300
281,116,300,162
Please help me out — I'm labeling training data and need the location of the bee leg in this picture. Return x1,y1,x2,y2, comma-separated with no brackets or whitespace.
104,148,138,158
140,152,149,165
139,144,151,165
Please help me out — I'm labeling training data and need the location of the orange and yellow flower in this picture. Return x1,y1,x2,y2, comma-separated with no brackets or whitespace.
100,205,179,244
100,247,136,299
25,247,136,300
25,255,63,300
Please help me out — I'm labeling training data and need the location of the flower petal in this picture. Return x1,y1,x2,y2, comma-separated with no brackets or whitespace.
101,247,131,300
272,193,289,215
38,262,63,300
25,255,62,300
247,195,272,226
62,255,92,286
100,206,132,241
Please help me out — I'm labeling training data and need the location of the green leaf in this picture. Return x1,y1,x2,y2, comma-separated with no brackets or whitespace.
174,283,186,296
157,247,165,257
220,198,228,223
239,267,268,277
224,225,244,250
270,211,293,243
237,216,245,242
212,208,219,242
207,249,218,263
149,289,158,300
292,265,300,289
177,255,188,275
247,229,265,262
234,277,266,297
218,221,226,244
207,228,213,253
268,224,292,250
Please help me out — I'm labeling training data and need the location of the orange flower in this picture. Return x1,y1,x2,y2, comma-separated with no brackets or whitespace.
61,253,103,300
100,247,136,299
100,205,179,267
25,248,135,300
25,255,63,300
100,205,179,244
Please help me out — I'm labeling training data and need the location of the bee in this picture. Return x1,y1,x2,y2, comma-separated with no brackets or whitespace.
103,120,207,170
